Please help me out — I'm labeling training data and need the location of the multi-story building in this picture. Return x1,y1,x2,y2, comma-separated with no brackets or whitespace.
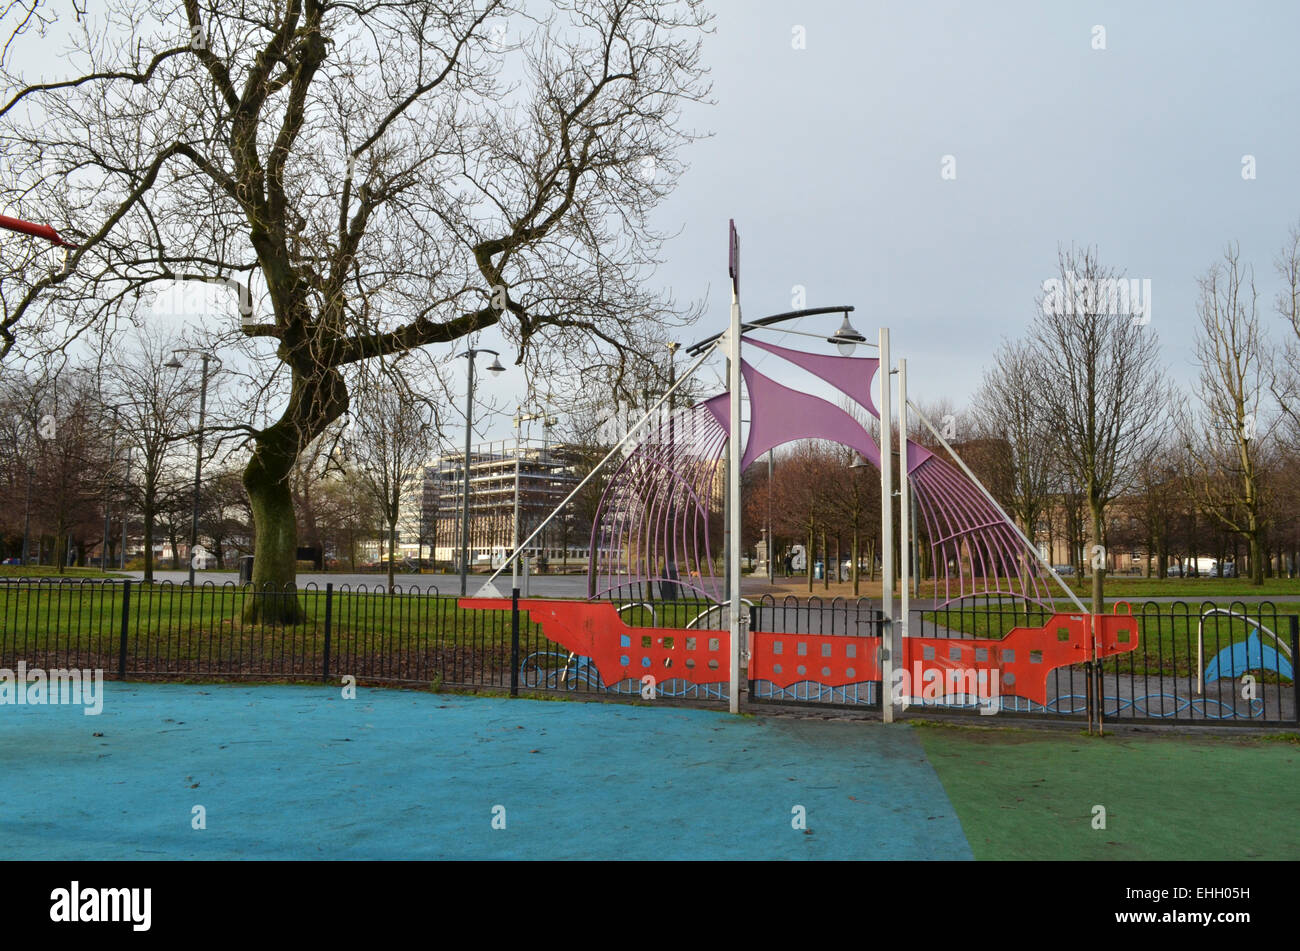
423,437,593,570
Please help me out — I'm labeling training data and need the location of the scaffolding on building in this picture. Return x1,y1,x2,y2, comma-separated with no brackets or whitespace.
424,437,592,570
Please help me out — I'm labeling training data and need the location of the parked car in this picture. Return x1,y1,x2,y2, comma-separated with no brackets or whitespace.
1051,564,1075,576
1,557,19,565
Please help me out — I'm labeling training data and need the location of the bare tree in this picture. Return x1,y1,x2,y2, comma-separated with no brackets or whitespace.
770,440,841,593
101,326,199,580
1183,244,1271,584
1273,220,1300,446
1030,245,1168,612
971,338,1054,563
342,368,439,590
1133,437,1186,578
0,1,711,618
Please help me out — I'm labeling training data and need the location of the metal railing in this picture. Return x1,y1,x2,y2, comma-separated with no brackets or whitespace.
0,581,1293,724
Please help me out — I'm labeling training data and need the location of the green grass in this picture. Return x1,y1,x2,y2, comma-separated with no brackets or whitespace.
1,582,1291,684
0,583,536,669
914,721,1300,859
0,583,732,678
0,565,124,579
1062,575,1300,598
919,599,1296,680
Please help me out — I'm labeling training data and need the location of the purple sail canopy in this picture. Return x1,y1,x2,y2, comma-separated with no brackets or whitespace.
587,338,1051,607
744,337,879,418
703,362,932,473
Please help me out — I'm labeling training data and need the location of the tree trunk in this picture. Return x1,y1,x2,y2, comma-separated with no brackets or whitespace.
1089,500,1105,614
244,451,302,622
387,518,397,591
242,369,346,623
821,530,829,591
852,530,859,597
806,526,813,593
1249,529,1263,585
54,516,67,574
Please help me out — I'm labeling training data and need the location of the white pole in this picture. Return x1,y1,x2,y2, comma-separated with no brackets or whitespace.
477,345,715,593
898,357,910,707
907,401,1089,615
728,289,743,715
512,411,521,591
878,328,895,723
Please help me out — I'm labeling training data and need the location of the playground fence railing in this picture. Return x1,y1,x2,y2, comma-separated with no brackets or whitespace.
0,580,1293,725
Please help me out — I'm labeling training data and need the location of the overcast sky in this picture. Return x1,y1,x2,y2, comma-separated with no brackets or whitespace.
516,0,1299,443
10,2,1299,446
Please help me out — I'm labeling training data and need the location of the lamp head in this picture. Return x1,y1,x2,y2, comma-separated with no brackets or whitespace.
827,313,866,356
486,355,505,376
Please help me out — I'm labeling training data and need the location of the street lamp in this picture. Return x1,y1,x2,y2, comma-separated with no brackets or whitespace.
827,312,867,356
99,403,123,571
457,348,505,595
121,446,132,570
512,407,553,590
164,349,221,586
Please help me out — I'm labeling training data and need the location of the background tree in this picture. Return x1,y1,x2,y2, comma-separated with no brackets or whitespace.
342,369,439,590
1133,438,1186,578
1183,244,1271,584
19,369,109,569
971,338,1053,567
1272,219,1300,442
823,444,880,596
769,440,840,593
101,327,200,580
199,467,253,568
0,0,711,618
313,463,384,570
1030,245,1168,611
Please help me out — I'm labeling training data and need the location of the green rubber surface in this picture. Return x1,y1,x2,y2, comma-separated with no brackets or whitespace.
915,724,1300,860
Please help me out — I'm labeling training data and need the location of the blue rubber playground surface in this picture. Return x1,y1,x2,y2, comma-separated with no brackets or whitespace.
1,684,972,860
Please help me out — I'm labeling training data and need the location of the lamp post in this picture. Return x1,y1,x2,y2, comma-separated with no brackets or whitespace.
685,303,869,715
100,404,121,571
457,348,505,596
121,447,132,570
164,349,220,586
512,408,551,589
21,460,32,567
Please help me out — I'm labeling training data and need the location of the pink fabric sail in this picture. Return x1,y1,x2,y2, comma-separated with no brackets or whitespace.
588,341,1051,607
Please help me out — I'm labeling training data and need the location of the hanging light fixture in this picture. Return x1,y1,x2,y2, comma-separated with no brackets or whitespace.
486,355,506,376
827,312,866,356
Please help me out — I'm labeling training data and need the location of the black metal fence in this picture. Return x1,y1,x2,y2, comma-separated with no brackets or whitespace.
0,580,732,703
0,581,1294,726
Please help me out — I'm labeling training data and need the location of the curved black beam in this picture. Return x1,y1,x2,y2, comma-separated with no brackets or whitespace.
684,305,855,355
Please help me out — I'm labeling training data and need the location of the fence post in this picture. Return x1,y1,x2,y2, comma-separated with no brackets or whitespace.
1291,615,1298,726
747,602,760,704
510,586,520,698
322,583,333,683
118,579,131,681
